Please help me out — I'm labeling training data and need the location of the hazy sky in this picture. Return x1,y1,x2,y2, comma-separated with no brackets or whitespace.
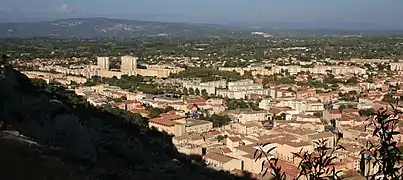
1,0,402,27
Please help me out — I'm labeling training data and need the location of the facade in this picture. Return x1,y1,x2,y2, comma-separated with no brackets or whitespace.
296,114,321,123
148,118,186,136
274,100,324,115
183,120,213,134
177,144,203,156
97,56,110,70
121,55,137,73
238,110,268,123
390,62,403,71
205,152,242,171
323,109,342,121
306,132,336,148
136,68,170,78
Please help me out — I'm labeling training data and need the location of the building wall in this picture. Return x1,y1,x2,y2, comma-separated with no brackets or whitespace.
148,122,185,136
223,159,243,172
186,122,213,134
238,112,267,123
121,55,137,72
97,57,110,70
242,156,265,174
136,68,170,78
390,63,403,71
177,145,202,156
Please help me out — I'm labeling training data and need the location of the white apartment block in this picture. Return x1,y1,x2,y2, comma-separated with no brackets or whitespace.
278,65,302,75
121,55,137,72
229,110,268,123
331,66,366,75
238,111,268,123
305,66,366,75
217,89,268,99
390,63,403,71
219,66,276,76
274,100,324,114
228,79,254,87
306,66,331,74
183,80,227,95
228,84,263,91
97,57,110,70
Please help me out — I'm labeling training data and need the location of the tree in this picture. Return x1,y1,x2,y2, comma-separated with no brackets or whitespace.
195,88,200,96
216,135,228,142
383,93,397,104
164,106,175,112
183,87,189,95
149,108,165,118
313,112,323,118
201,89,209,99
207,114,231,127
242,71,253,79
367,75,374,83
338,104,347,111
275,113,286,120
188,88,194,95
358,108,375,116
346,76,359,85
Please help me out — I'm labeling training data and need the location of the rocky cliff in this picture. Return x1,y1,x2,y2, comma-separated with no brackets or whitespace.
0,63,250,180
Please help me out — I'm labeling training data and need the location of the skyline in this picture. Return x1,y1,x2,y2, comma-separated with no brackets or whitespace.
1,0,402,29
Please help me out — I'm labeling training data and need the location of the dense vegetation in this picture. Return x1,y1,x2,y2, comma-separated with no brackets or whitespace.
3,35,403,65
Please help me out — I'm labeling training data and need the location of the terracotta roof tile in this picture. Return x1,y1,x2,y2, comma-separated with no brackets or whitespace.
205,152,236,163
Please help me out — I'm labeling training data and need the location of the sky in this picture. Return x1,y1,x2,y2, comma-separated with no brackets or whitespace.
0,0,402,28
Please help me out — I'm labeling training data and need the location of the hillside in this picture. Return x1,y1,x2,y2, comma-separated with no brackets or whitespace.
0,61,251,179
1,18,403,39
0,18,249,39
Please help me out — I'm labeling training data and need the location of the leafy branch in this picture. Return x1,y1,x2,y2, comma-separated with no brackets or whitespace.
254,143,287,180
360,105,403,179
293,138,345,180
254,137,345,180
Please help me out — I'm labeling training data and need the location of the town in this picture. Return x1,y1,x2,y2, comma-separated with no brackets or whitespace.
11,48,403,179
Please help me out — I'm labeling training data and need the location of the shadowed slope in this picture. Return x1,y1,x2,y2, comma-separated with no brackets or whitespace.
0,64,252,180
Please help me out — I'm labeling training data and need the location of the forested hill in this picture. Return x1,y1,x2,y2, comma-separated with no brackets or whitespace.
1,18,403,39
0,62,250,179
0,18,249,39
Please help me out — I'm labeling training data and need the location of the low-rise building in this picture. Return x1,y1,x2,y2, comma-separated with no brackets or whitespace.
205,152,242,172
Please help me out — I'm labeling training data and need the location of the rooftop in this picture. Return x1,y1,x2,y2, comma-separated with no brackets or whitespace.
205,152,237,163
307,132,335,140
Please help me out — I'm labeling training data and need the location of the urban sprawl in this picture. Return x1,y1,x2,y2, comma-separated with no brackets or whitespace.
11,49,403,179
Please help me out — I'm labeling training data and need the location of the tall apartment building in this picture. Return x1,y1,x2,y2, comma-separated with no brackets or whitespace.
390,62,403,71
97,57,110,70
121,55,137,72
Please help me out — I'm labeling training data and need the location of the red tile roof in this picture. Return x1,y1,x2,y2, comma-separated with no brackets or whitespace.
329,109,341,115
186,99,207,104
205,152,236,163
228,136,242,142
148,118,181,126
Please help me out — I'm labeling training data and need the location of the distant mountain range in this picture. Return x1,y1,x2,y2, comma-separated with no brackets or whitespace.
0,18,402,39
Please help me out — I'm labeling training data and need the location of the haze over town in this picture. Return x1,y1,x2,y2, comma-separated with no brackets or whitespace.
1,0,403,29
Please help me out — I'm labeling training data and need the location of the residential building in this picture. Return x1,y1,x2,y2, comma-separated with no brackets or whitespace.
121,55,137,73
390,62,403,71
97,56,110,70
204,152,242,171
307,132,336,148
